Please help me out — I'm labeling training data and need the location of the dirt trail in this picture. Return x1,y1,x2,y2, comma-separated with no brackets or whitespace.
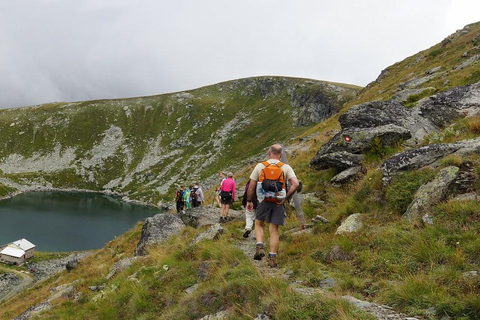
0,266,34,302
235,228,422,320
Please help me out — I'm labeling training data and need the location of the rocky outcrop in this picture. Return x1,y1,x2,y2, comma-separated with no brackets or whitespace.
318,124,411,155
381,137,480,184
310,81,480,178
135,213,185,256
380,143,460,184
310,151,364,170
403,166,459,222
330,166,365,185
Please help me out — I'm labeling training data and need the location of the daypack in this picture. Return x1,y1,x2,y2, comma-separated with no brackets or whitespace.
191,188,198,201
220,190,232,201
259,161,286,202
176,190,184,203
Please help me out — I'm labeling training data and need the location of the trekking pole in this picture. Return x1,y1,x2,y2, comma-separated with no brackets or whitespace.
280,149,306,228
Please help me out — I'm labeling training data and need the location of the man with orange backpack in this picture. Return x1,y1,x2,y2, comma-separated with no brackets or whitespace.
246,144,299,268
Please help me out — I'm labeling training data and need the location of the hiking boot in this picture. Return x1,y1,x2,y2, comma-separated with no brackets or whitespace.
242,229,252,238
219,217,224,223
268,254,278,268
253,245,265,260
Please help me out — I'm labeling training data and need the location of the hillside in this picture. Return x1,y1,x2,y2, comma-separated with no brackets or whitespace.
1,22,480,320
0,77,360,206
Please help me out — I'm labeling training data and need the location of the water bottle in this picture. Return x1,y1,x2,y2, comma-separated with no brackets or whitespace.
256,182,265,203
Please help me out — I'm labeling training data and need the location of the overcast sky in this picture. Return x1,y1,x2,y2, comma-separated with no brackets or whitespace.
0,1,479,109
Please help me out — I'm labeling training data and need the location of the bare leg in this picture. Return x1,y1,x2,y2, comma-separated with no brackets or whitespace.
255,219,265,244
224,204,230,218
268,223,280,253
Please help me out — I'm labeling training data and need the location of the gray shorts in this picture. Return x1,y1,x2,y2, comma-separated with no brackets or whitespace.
255,201,286,226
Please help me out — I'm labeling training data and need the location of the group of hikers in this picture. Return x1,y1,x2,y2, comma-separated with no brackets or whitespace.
174,182,205,212
173,144,300,268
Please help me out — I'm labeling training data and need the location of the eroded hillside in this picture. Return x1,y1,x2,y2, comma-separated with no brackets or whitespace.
0,77,360,205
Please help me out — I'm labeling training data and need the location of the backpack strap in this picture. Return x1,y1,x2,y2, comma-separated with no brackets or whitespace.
262,161,284,167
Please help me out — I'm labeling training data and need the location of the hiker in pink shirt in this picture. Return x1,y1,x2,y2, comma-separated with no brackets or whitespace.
219,172,235,223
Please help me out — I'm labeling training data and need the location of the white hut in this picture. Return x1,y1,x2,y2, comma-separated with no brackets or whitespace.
0,246,26,265
13,238,35,259
0,238,36,265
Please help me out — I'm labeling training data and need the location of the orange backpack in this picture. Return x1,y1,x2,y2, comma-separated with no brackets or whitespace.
259,161,286,202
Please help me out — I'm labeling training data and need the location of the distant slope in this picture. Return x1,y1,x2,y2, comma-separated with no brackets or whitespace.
0,76,360,205
351,21,480,107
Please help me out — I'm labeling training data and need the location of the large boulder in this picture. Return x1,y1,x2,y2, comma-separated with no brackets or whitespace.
318,124,411,155
403,166,459,222
381,137,480,184
380,143,461,184
338,100,410,129
417,82,480,127
310,151,364,170
135,213,185,256
335,213,364,235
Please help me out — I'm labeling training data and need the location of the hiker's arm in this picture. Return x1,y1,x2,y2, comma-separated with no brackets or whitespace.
246,180,257,210
277,176,299,206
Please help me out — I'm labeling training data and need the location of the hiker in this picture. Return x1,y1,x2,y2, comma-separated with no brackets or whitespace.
246,144,299,268
174,186,185,213
184,186,192,210
219,172,235,223
192,182,204,207
241,179,258,238
215,171,225,208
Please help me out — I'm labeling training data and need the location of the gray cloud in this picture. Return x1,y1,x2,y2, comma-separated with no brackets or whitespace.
0,0,478,109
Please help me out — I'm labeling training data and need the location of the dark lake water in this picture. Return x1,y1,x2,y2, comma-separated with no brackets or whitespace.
0,192,161,252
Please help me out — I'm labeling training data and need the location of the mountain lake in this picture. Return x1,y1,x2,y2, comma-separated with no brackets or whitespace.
0,192,161,252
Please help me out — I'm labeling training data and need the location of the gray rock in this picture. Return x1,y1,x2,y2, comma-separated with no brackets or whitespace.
319,277,336,289
336,213,363,235
180,206,243,228
331,166,365,185
380,143,460,184
463,270,478,278
135,213,185,256
310,151,364,170
338,100,410,129
453,192,478,202
311,215,329,224
106,257,137,280
326,245,354,262
403,166,459,222
197,261,211,281
422,213,434,225
65,259,78,271
319,124,411,155
191,223,224,245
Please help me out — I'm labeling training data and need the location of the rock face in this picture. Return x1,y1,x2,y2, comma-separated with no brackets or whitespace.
380,144,460,184
381,137,480,184
135,214,185,256
403,166,459,222
310,81,480,182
